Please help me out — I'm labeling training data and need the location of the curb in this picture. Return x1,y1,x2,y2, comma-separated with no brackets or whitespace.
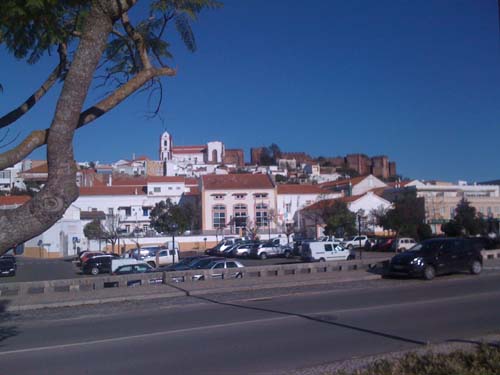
5,274,381,312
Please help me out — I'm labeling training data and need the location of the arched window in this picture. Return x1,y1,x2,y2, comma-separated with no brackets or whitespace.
255,203,268,227
213,205,226,229
233,204,247,229
212,149,218,162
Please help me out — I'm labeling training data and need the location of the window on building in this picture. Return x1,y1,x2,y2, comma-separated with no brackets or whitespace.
285,203,292,214
213,205,226,229
142,207,150,217
213,194,224,199
255,193,268,199
234,194,246,199
256,203,268,227
108,208,114,215
124,207,131,217
153,187,161,193
233,204,247,229
125,225,131,233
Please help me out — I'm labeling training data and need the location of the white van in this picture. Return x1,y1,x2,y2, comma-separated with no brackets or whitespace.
301,241,354,262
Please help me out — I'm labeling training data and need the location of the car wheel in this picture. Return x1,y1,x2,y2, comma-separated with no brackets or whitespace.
260,252,267,260
347,244,354,250
242,252,248,258
284,250,291,258
90,267,99,276
319,258,326,262
236,273,243,279
347,254,355,260
423,265,435,281
470,260,482,275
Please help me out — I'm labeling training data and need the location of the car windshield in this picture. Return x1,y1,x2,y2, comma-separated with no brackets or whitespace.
344,236,355,241
408,241,445,253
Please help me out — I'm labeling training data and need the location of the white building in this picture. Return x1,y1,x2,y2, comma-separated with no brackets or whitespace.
201,174,276,236
300,191,392,238
320,174,387,196
159,131,232,177
386,180,500,234
276,184,339,230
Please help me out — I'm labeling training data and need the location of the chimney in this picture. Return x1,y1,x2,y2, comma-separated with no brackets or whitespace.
107,174,112,187
134,188,138,195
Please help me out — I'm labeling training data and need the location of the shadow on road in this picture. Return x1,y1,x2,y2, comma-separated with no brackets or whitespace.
166,282,428,347
0,300,19,345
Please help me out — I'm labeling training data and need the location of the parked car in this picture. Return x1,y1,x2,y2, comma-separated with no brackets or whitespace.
0,258,16,277
341,235,368,249
79,251,104,265
113,262,154,275
250,241,293,260
388,238,483,280
130,246,179,268
233,242,261,258
191,259,244,281
372,238,395,252
0,254,16,269
392,237,417,252
301,241,354,262
160,256,210,272
82,254,122,275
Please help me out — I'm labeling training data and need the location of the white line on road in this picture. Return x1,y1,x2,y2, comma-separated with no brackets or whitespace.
1,290,499,357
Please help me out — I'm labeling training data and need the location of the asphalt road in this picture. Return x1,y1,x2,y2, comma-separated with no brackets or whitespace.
0,272,499,374
0,251,389,283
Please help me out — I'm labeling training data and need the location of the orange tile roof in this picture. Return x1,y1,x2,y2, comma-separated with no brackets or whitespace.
203,174,274,190
109,176,147,186
277,184,330,195
79,186,146,196
185,178,199,186
172,146,206,154
0,195,31,206
146,176,185,183
22,163,48,174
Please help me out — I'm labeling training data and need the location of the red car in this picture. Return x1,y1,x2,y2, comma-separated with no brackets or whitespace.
372,238,395,251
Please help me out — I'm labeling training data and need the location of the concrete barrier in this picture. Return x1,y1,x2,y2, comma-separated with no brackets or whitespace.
0,258,384,297
2,250,497,297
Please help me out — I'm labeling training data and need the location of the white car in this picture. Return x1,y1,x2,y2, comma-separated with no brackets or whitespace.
393,237,417,252
301,241,354,262
341,235,368,249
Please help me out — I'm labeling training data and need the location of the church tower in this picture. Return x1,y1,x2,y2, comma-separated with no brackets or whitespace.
159,131,173,161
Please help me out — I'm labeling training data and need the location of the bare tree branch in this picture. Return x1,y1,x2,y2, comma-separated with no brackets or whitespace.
121,12,152,69
0,44,68,129
0,66,176,171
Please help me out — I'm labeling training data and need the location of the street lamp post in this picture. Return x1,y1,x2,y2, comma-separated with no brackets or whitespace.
357,210,363,260
171,223,178,264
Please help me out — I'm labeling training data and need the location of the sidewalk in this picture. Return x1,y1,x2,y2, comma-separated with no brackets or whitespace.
1,268,380,312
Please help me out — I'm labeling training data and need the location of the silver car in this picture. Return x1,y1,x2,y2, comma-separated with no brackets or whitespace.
192,259,244,280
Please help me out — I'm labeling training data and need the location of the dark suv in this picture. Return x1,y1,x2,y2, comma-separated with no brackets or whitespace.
388,238,483,280
82,255,118,275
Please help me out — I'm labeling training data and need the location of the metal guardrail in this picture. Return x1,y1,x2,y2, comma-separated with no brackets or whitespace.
1,250,499,297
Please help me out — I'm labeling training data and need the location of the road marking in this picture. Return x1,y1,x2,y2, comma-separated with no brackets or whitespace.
0,315,294,357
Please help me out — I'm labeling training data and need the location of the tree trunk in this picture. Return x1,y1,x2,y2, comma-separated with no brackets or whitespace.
0,1,114,254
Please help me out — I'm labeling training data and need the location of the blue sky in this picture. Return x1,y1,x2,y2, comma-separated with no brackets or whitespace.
1,0,499,182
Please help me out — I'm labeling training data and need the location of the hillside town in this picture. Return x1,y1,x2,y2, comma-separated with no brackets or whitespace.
0,131,498,258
